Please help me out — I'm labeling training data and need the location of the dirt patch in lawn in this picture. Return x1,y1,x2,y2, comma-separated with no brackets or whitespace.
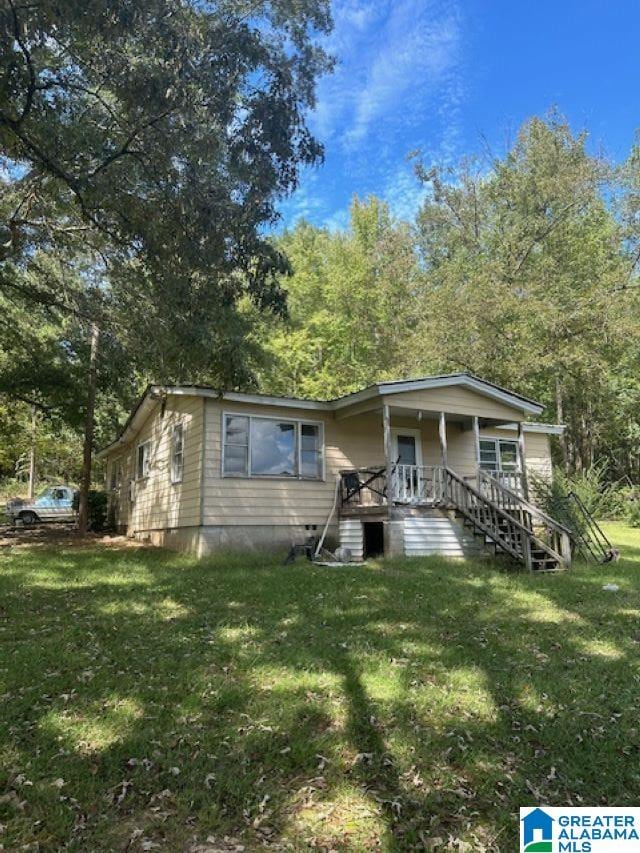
0,523,139,551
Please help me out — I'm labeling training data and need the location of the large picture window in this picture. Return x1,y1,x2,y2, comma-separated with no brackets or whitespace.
479,437,519,472
223,414,323,479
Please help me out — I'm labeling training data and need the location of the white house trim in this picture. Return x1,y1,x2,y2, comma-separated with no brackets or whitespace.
97,374,548,459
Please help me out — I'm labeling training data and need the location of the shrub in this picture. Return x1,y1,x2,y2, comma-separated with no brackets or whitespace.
531,463,632,534
87,490,108,532
625,497,640,528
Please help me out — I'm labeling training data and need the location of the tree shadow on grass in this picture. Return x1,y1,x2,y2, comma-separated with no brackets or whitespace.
1,546,639,850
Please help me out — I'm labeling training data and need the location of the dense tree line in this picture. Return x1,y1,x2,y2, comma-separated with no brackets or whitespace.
258,115,640,481
0,0,332,511
1,34,639,496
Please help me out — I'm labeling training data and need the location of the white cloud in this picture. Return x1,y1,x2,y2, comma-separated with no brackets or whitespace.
342,1,462,148
279,0,467,229
311,0,464,148
381,162,427,222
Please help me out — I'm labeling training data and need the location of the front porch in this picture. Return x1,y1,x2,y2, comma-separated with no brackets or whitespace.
339,463,524,514
337,403,528,517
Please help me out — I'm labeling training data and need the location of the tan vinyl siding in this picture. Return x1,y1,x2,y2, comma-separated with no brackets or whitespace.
523,433,553,481
105,394,203,533
203,401,385,527
381,385,526,421
103,383,553,540
202,402,495,526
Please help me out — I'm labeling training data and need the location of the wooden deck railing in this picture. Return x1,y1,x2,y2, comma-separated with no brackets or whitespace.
339,465,388,507
391,464,445,504
442,467,569,570
491,470,524,496
339,462,571,570
340,464,445,507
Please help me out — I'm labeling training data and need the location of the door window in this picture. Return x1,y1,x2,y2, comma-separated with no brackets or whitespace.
396,435,417,465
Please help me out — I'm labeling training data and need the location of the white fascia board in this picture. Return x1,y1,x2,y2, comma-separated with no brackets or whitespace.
168,376,543,416
348,374,544,416
495,422,566,435
98,376,546,458
167,385,333,411
95,392,160,459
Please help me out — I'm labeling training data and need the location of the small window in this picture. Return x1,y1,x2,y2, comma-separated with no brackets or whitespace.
479,439,498,471
499,440,518,472
301,423,322,479
137,440,151,479
171,423,184,484
479,437,519,472
110,460,121,491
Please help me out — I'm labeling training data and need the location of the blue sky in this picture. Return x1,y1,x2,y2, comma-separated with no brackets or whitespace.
278,0,640,230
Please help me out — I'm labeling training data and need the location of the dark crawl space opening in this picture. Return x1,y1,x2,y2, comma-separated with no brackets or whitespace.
363,521,384,559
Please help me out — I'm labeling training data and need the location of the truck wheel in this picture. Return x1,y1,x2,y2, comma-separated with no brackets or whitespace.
20,511,38,526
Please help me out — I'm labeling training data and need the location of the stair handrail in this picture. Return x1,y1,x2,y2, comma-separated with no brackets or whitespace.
443,467,567,569
477,469,572,567
563,491,618,563
478,470,573,537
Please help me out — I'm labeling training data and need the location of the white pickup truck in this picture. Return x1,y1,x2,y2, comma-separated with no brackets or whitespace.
6,486,78,525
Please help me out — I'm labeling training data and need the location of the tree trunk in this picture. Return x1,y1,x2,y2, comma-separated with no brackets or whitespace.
555,376,569,473
27,405,37,499
77,322,100,535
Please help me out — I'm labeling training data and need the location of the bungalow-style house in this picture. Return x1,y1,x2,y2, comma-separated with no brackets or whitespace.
98,373,571,570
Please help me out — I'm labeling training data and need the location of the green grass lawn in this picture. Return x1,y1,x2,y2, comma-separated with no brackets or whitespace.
1,523,639,851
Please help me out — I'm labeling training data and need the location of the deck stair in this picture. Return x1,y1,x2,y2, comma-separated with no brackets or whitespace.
442,467,572,572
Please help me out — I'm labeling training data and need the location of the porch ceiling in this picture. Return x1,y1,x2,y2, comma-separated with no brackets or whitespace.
337,400,521,428
386,407,515,428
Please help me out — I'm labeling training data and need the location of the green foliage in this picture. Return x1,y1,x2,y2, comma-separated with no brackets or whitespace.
412,114,633,471
258,197,421,398
624,499,640,528
1,0,333,322
256,112,640,487
86,489,108,532
0,0,334,492
0,399,84,488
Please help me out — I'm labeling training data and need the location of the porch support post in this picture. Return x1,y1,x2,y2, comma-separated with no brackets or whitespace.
473,415,480,480
382,403,393,514
518,421,529,500
439,411,448,469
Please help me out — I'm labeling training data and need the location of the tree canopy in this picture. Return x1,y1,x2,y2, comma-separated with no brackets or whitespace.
1,0,333,382
256,114,640,481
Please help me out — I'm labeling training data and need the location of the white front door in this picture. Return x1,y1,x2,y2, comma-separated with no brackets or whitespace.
391,429,423,503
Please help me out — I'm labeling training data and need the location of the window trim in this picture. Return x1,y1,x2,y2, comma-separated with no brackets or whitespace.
170,421,185,485
136,439,152,481
478,435,521,473
221,411,325,481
